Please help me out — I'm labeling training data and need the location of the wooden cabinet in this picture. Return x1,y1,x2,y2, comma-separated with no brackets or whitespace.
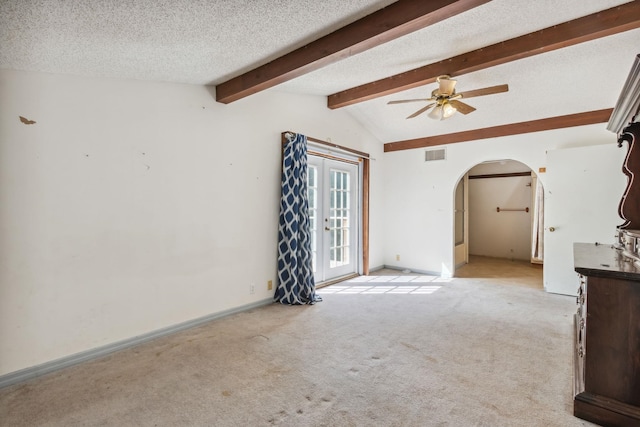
573,242,640,426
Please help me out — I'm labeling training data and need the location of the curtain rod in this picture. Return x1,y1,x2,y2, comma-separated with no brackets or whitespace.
283,131,370,159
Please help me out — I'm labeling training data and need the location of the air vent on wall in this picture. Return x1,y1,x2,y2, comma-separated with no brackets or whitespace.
425,148,446,162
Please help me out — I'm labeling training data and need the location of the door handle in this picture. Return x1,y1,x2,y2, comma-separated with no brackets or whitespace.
548,227,556,232
325,227,330,231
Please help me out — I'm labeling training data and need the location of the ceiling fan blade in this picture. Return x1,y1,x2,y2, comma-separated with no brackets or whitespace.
388,98,434,105
457,84,509,99
448,99,476,115
407,103,436,119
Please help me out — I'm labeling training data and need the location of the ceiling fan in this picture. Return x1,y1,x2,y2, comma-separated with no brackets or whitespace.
388,75,509,120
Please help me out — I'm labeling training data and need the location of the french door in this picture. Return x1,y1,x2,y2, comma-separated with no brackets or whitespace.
308,155,359,283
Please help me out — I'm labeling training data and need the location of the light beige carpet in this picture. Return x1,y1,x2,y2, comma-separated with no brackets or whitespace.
0,257,597,426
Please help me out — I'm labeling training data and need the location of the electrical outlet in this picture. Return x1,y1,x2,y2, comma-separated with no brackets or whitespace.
250,283,255,294
267,280,273,290
396,254,400,261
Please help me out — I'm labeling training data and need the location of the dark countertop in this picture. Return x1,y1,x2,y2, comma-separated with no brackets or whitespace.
574,242,640,281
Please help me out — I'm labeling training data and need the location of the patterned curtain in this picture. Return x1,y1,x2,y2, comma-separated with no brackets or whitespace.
274,133,322,305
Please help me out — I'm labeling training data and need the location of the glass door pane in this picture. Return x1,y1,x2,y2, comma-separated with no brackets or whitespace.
329,169,351,268
307,164,318,273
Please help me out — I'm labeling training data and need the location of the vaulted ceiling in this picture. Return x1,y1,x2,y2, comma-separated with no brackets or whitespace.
1,0,638,149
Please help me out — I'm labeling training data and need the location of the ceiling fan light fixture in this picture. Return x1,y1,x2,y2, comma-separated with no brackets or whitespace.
428,104,443,120
442,101,457,119
428,100,456,120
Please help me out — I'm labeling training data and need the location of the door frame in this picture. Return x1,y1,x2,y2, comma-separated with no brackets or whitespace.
308,155,360,283
280,132,370,283
454,160,535,275
454,173,469,268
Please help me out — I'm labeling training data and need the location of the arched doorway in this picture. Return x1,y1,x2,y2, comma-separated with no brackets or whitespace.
454,159,544,276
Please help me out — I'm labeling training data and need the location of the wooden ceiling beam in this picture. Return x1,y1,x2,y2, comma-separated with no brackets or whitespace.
215,0,490,104
329,2,640,109
383,109,613,152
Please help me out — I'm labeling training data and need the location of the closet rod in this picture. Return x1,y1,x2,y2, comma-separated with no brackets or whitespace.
469,172,531,179
497,207,529,212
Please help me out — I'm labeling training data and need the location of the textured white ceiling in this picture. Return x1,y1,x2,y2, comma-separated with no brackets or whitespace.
0,0,637,144
350,28,640,142
280,0,635,95
0,0,397,84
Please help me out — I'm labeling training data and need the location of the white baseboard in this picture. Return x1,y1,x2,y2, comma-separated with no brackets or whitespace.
382,265,441,276
0,298,273,389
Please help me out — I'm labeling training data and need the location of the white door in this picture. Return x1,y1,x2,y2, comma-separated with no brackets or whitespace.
308,156,359,283
543,143,626,295
454,175,469,267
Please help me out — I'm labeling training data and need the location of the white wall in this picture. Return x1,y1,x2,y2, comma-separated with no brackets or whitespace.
382,125,622,277
0,69,384,376
467,161,532,260
0,67,626,376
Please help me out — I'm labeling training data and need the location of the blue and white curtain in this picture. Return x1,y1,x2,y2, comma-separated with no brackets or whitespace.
274,133,322,305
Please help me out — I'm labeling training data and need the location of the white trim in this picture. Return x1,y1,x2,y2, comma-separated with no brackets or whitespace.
0,298,273,389
607,54,640,134
308,140,362,163
382,265,441,276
